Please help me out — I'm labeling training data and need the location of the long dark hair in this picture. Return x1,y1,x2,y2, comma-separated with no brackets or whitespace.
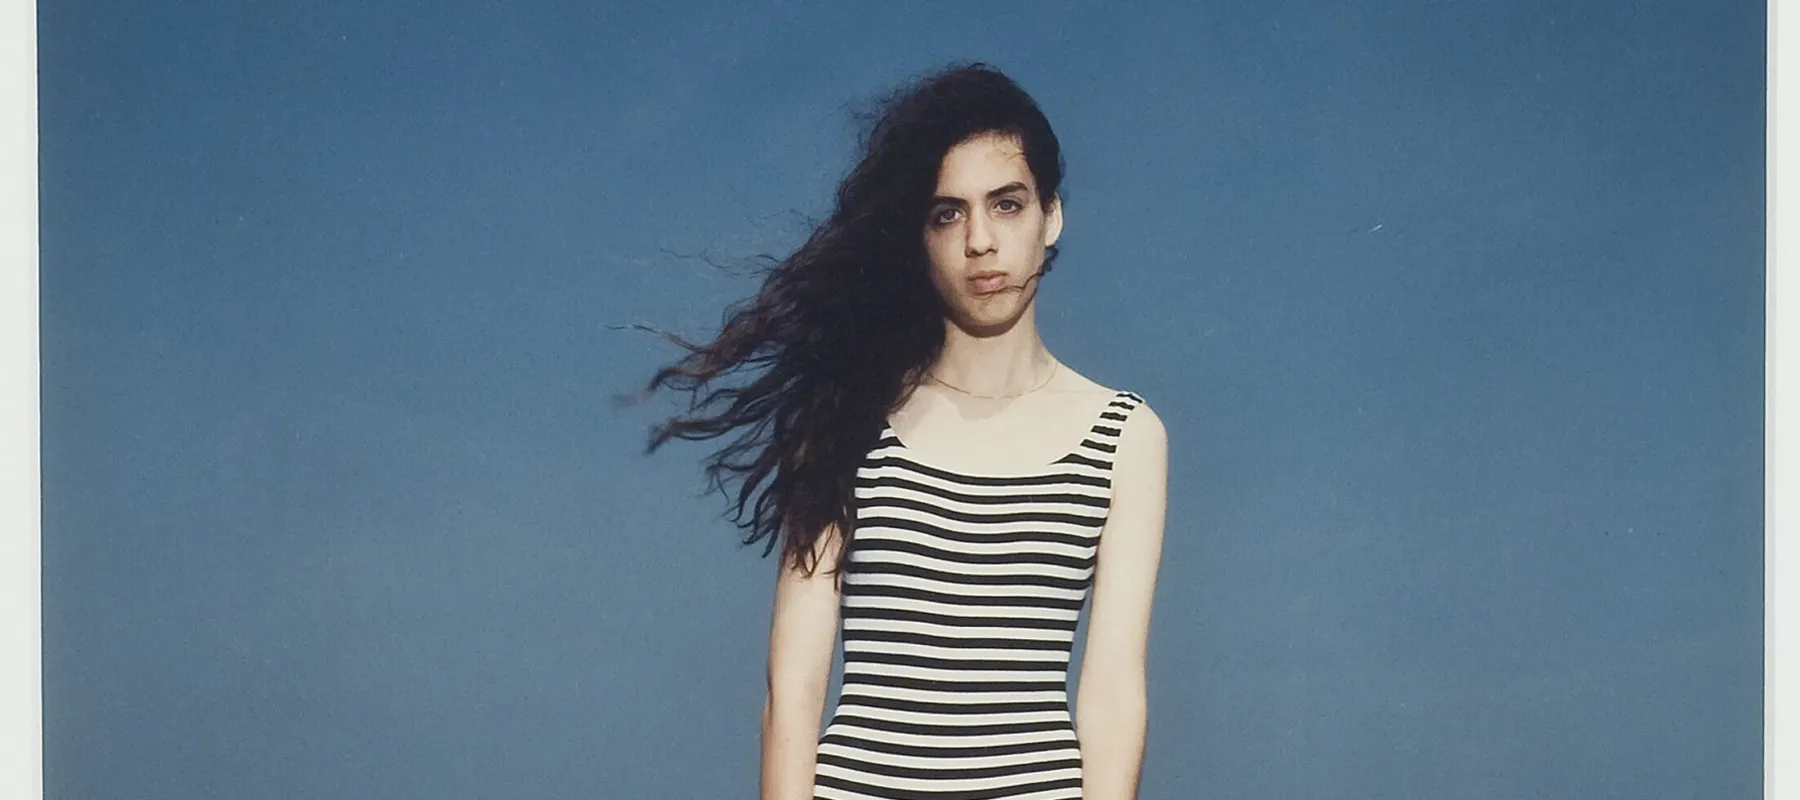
634,62,1066,583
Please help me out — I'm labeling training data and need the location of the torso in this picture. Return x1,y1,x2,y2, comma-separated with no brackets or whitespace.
810,365,1148,799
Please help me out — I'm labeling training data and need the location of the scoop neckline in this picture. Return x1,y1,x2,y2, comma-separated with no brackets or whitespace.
880,389,1127,478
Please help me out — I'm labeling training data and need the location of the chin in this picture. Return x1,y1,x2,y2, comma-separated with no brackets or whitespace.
954,303,1025,332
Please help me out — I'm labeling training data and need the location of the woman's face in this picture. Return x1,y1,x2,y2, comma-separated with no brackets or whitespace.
921,132,1063,332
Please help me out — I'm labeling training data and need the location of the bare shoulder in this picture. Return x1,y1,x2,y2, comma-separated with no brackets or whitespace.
1122,392,1165,435
1115,391,1168,474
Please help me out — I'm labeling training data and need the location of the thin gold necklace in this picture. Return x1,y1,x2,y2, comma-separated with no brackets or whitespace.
927,360,1059,400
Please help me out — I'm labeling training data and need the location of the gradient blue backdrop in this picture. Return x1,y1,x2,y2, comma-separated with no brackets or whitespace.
42,2,1763,797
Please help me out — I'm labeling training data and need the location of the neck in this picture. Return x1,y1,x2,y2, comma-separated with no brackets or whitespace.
929,305,1053,397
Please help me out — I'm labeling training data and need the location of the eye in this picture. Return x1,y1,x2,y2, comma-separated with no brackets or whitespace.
930,207,961,226
995,197,1024,214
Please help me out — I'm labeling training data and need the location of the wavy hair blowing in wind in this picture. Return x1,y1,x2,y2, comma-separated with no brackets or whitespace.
637,62,1066,584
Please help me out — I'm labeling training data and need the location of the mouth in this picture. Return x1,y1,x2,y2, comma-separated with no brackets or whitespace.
967,271,1009,294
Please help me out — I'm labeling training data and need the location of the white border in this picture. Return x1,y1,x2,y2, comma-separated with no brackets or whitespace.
0,0,39,796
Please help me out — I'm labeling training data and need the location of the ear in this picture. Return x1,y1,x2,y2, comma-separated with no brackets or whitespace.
1043,193,1063,248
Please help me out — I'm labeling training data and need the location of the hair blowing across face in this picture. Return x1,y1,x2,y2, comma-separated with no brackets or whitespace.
635,61,1066,583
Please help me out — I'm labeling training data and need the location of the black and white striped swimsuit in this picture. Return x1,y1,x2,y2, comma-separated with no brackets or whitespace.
813,390,1147,800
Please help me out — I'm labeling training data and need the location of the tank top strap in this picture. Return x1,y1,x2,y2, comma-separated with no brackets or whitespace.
1093,389,1147,437
1063,390,1146,470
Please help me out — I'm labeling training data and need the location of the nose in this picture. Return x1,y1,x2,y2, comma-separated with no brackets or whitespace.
964,209,995,257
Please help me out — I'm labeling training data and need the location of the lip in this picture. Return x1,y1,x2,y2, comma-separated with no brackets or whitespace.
967,271,1009,293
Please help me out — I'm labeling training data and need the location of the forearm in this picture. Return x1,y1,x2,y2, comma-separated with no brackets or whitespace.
760,693,825,800
1073,682,1148,800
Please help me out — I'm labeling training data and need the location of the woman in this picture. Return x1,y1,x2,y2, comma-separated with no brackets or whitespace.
639,62,1168,800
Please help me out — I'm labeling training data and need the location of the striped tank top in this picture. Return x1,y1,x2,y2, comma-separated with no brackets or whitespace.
813,390,1147,800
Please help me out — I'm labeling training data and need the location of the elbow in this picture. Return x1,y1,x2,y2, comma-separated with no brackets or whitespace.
764,675,829,719
1075,671,1148,724
1078,663,1148,701
1074,686,1149,745
1077,688,1148,721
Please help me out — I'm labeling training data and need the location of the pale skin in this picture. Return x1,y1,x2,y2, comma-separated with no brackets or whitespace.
761,132,1169,800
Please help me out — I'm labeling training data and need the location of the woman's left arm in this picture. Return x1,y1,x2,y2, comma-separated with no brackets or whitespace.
1073,400,1169,800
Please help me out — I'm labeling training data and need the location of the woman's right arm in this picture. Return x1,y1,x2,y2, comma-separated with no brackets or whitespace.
760,526,843,800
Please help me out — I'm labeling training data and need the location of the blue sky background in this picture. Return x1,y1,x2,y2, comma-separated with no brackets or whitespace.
40,1,1763,797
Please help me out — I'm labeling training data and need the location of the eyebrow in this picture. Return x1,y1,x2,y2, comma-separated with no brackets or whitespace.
929,181,1032,207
